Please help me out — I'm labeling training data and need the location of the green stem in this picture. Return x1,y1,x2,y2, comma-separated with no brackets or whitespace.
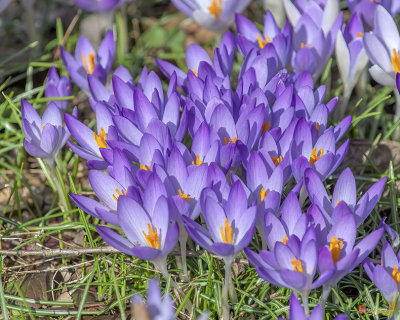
179,229,189,279
222,258,233,320
301,292,310,316
44,159,68,213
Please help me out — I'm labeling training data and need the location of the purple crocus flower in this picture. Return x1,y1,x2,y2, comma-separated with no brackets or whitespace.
245,227,334,301
45,67,72,112
291,119,349,182
335,13,369,114
21,99,77,167
65,101,118,169
364,241,400,308
316,206,383,304
397,73,400,94
74,0,132,12
97,194,179,274
235,11,292,68
277,293,348,320
183,180,257,260
305,168,387,227
284,0,342,79
363,6,400,103
131,278,209,320
60,30,114,94
171,0,251,32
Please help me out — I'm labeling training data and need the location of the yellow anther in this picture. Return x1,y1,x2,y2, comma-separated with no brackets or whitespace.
191,69,198,77
329,236,343,264
192,154,203,166
220,218,233,244
42,125,45,131
140,162,151,171
283,234,288,245
391,49,400,73
291,258,303,273
208,0,222,19
316,122,320,133
309,148,324,166
300,42,311,48
262,121,271,134
271,155,283,167
356,32,363,38
112,188,127,202
142,223,160,249
93,127,108,149
393,266,400,285
178,189,190,202
257,34,272,49
259,187,267,202
223,137,238,145
82,51,95,75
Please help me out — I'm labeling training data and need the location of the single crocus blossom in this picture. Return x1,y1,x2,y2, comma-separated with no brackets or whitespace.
364,241,400,318
97,194,179,275
60,30,114,94
305,168,387,227
45,67,72,112
22,99,77,167
183,181,256,318
65,101,118,169
171,0,251,32
335,13,369,116
363,6,400,119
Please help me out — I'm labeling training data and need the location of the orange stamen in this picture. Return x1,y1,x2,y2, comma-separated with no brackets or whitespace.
223,137,237,145
259,187,267,202
93,128,108,149
291,258,303,273
178,189,190,202
220,218,233,244
257,34,272,49
262,121,271,134
271,155,283,167
393,266,400,285
356,32,363,38
82,51,95,75
208,0,222,19
112,188,127,202
142,223,159,249
329,237,343,263
283,234,288,245
391,49,400,73
309,148,324,166
300,42,311,48
192,154,203,166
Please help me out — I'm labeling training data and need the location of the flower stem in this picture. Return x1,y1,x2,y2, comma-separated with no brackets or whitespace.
320,285,331,318
301,292,310,316
43,159,68,214
222,258,233,320
179,229,189,279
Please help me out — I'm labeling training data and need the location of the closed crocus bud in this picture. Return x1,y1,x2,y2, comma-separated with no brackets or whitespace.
21,99,77,167
45,67,72,112
171,0,251,32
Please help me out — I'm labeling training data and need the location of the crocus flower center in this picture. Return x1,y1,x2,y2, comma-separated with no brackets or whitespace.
329,236,343,263
391,49,400,73
178,189,190,202
271,155,283,167
283,234,288,245
316,122,320,133
220,218,233,244
300,42,311,48
140,162,151,171
259,187,267,202
356,32,363,38
191,69,198,77
142,223,160,249
112,188,127,202
309,148,324,166
392,266,400,285
93,128,108,149
257,34,272,49
208,0,222,19
82,51,95,75
192,154,203,166
262,121,271,134
291,258,303,273
224,137,237,145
